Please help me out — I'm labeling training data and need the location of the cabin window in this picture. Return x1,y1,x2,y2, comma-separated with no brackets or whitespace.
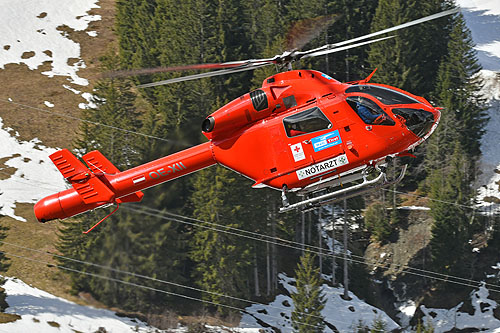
346,85,419,105
283,107,332,137
346,96,395,126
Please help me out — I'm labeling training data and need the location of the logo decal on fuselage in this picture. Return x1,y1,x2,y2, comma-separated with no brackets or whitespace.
296,154,349,180
290,143,306,162
250,89,268,111
311,130,342,152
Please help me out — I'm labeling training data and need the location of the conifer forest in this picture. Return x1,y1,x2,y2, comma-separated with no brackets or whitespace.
46,0,495,330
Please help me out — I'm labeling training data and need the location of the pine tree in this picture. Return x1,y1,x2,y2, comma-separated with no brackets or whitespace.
0,223,10,311
418,7,487,294
189,166,255,314
425,10,486,175
327,0,379,81
75,48,144,169
429,141,472,277
116,0,159,70
416,319,435,333
431,12,487,159
56,212,101,293
368,0,454,96
82,208,188,311
364,201,391,243
291,252,325,333
367,0,408,88
370,316,388,332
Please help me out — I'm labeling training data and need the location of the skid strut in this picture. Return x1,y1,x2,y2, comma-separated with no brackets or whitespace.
279,165,407,213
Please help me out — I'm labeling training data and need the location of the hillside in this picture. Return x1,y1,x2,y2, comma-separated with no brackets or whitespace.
0,0,500,332
0,0,116,304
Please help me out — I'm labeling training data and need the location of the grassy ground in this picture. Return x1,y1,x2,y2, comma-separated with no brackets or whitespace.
0,0,117,305
0,203,85,304
0,0,116,148
0,313,21,323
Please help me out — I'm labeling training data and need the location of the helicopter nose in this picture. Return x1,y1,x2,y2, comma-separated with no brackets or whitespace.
392,107,437,138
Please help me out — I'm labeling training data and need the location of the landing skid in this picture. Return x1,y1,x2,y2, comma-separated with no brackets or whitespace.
279,164,407,213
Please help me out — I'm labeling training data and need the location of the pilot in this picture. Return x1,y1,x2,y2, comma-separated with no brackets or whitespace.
356,102,386,125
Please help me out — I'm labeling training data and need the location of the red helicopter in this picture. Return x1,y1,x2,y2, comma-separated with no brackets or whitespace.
34,9,457,228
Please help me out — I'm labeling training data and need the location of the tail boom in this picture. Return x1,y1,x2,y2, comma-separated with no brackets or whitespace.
34,142,216,222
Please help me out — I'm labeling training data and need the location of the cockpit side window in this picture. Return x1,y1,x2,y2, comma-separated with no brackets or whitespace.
284,107,332,137
346,96,395,126
346,85,419,105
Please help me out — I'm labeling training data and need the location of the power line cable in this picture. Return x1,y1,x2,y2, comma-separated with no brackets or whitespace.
0,248,364,331
383,188,480,210
0,240,348,323
0,98,190,147
122,205,500,293
127,204,500,292
0,172,496,294
0,126,497,294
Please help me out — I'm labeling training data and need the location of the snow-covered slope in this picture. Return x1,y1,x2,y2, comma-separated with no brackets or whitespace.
0,0,100,85
240,273,399,332
458,0,500,71
475,70,500,207
0,118,67,221
0,277,158,333
0,1,99,221
420,283,500,332
457,0,500,208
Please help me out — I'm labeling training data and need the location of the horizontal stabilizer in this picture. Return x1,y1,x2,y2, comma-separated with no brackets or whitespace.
116,192,144,204
84,150,145,203
50,149,115,205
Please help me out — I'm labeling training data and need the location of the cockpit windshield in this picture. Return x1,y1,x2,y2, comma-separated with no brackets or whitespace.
346,85,420,105
392,108,435,138
346,96,395,126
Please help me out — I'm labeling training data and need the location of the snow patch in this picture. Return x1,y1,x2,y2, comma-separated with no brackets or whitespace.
396,300,416,328
397,206,431,211
62,84,81,95
458,0,500,17
43,101,54,108
0,277,157,333
79,92,97,109
458,0,500,71
420,283,500,331
0,117,67,221
475,70,500,210
0,0,101,85
240,273,399,332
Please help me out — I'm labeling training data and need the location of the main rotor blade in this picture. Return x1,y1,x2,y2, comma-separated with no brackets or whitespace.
301,36,395,59
107,62,249,78
137,63,271,88
107,59,277,79
285,14,341,50
305,7,459,55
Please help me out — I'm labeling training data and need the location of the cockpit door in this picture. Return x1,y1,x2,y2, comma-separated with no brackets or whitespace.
282,105,345,165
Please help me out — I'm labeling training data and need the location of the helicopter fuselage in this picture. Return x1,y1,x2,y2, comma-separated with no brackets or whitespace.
34,69,440,222
206,69,440,192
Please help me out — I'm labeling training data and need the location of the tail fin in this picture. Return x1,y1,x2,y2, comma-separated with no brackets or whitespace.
50,149,115,204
